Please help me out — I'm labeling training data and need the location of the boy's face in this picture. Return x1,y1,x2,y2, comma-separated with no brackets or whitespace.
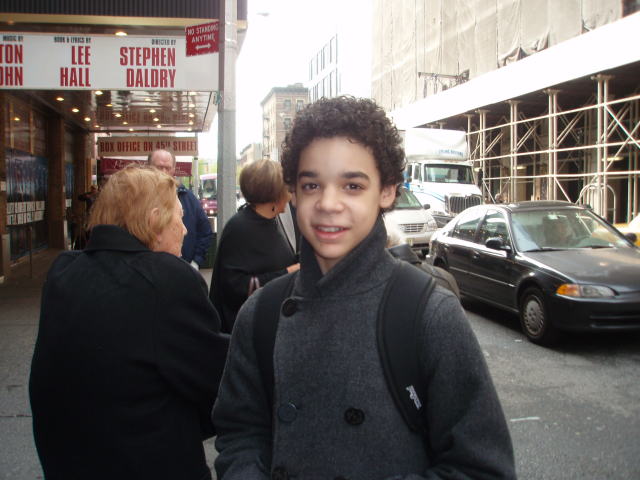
292,136,396,274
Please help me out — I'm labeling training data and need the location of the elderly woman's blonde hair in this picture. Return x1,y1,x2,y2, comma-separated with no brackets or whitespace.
239,159,288,205
88,165,178,248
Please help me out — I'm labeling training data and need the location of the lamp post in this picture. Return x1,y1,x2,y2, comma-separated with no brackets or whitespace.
217,0,238,236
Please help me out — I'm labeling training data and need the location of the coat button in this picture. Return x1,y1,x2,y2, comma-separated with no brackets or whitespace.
344,407,365,426
272,466,289,480
281,298,297,316
277,402,298,423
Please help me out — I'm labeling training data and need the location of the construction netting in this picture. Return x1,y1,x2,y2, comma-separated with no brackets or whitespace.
372,0,623,112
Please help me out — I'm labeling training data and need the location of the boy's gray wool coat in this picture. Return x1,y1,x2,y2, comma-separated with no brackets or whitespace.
213,217,516,480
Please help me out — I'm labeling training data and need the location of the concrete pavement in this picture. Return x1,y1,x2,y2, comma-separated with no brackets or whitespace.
0,249,59,479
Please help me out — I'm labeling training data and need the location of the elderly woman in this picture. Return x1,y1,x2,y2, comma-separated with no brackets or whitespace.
29,165,228,480
209,159,299,333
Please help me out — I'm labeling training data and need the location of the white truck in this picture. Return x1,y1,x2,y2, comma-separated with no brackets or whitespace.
403,128,482,227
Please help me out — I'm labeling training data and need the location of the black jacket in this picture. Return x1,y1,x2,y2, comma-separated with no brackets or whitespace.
209,205,297,333
388,243,461,298
29,225,229,480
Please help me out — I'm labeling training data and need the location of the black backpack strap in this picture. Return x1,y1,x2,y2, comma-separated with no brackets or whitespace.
377,261,436,435
253,272,297,411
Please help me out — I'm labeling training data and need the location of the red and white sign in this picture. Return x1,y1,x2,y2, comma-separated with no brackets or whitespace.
100,157,192,176
100,158,146,174
0,32,218,91
185,21,219,57
97,136,198,157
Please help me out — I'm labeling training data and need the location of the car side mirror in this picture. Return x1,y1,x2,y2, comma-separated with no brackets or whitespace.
624,232,637,243
486,237,511,253
423,204,430,210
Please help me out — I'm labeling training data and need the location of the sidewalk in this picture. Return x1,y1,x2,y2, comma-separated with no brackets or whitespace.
0,250,216,480
0,250,58,479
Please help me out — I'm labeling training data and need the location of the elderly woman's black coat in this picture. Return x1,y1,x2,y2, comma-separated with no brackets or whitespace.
29,225,229,480
209,205,297,333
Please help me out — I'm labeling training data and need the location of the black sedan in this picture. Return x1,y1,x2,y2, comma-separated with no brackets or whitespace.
427,200,640,346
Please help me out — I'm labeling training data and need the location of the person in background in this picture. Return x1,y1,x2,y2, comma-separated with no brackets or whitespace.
209,159,299,333
29,165,229,480
148,149,213,269
78,184,99,211
385,215,461,298
213,96,514,479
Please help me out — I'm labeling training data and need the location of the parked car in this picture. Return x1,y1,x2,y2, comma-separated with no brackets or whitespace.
384,187,438,256
427,200,640,346
614,215,640,246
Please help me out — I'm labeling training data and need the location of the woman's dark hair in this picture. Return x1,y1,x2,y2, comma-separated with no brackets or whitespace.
280,96,405,189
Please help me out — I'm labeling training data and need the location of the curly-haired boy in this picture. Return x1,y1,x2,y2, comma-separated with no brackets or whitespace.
213,96,515,479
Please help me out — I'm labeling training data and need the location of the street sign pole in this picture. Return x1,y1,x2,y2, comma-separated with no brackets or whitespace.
217,0,237,237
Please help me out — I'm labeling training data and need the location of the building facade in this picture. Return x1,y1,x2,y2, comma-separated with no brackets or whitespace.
239,142,263,166
373,0,640,223
0,1,247,281
260,83,308,161
308,35,340,102
307,0,373,102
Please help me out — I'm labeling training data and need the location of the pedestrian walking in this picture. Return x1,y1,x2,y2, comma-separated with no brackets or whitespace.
209,159,299,333
149,149,214,269
29,165,229,480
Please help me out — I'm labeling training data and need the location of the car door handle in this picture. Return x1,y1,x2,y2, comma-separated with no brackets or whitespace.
471,251,480,260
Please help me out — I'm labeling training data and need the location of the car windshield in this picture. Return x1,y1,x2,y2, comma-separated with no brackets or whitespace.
201,178,217,200
511,208,631,251
423,164,474,184
396,188,423,209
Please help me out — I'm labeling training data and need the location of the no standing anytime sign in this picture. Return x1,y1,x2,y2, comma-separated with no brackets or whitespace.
185,21,219,57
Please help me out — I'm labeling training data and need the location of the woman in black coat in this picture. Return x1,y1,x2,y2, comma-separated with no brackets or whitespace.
209,160,299,333
29,165,229,480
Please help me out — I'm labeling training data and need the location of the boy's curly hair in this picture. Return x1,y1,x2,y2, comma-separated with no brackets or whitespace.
280,96,405,190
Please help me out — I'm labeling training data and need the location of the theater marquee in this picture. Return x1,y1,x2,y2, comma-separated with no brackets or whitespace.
0,31,218,91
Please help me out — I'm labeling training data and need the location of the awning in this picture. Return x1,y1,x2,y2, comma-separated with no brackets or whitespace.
389,12,640,129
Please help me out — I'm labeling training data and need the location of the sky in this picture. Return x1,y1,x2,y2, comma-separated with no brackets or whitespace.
198,0,371,159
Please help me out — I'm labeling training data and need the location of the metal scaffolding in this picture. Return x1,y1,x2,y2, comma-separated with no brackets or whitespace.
467,78,640,223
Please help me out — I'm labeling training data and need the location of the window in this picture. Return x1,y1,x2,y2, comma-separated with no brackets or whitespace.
333,36,338,63
283,117,292,130
477,211,510,246
330,36,336,63
283,99,291,111
322,44,329,70
424,164,474,184
411,163,421,181
452,208,483,242
296,99,304,111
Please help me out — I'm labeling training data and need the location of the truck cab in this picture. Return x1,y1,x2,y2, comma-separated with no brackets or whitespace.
199,173,217,217
403,128,482,227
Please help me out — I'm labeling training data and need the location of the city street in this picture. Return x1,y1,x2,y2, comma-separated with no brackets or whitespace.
465,298,640,479
1,262,639,479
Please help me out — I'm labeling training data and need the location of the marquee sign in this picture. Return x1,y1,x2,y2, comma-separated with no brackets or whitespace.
0,32,218,91
97,136,198,157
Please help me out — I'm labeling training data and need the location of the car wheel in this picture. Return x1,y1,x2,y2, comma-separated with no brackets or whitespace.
519,287,559,346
